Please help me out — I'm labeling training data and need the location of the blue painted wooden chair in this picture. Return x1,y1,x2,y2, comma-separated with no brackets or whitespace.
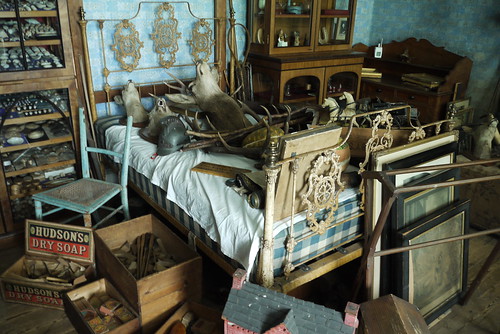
33,107,133,227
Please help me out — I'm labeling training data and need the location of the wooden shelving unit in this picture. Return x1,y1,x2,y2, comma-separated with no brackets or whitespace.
247,0,363,105
0,0,79,246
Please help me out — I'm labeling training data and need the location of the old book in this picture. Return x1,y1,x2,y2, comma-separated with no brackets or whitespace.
401,73,444,89
362,67,382,78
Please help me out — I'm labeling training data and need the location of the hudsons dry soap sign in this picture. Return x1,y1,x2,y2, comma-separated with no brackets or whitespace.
3,282,63,307
28,222,92,260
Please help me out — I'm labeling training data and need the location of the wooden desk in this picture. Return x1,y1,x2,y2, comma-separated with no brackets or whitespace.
354,38,472,124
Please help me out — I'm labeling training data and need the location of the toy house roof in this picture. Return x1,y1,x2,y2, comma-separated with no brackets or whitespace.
222,279,353,334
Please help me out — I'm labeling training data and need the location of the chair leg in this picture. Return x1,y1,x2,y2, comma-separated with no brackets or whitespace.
83,213,92,227
34,200,43,220
121,190,130,221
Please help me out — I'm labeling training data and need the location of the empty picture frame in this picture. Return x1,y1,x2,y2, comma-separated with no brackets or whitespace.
367,131,459,299
379,141,458,296
396,199,470,324
382,167,459,296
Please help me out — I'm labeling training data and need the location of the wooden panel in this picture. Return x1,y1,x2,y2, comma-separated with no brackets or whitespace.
274,125,342,221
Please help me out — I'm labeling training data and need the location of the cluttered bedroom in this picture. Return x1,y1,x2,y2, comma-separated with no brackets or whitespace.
0,0,499,333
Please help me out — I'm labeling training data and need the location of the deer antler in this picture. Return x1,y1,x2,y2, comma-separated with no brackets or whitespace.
180,110,203,132
186,118,268,139
165,72,189,95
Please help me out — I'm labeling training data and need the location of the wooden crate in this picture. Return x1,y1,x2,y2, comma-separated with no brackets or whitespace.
63,278,140,334
0,220,94,309
94,214,203,333
155,301,224,334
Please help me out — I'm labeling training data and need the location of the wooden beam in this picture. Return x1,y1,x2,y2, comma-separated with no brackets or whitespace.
273,242,363,294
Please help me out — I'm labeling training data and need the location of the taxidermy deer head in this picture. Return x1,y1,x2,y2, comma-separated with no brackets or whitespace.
142,94,175,138
114,80,149,124
165,61,258,132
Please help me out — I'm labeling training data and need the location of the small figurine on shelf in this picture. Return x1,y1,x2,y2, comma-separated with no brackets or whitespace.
277,29,288,47
258,0,266,14
293,31,300,46
318,27,328,45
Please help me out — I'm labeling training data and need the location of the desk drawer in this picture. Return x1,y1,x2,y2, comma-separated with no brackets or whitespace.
395,91,431,105
361,81,396,101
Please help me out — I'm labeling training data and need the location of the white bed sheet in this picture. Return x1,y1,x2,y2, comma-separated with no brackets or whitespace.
106,125,357,274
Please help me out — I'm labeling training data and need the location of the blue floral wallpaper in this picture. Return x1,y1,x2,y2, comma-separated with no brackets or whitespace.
82,0,499,120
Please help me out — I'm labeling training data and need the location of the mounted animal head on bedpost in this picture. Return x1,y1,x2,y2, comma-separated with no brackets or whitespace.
164,61,259,132
141,94,175,140
114,80,149,124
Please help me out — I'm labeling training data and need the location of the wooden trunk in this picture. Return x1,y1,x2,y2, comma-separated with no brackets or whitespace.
94,214,203,333
0,220,94,309
63,278,140,334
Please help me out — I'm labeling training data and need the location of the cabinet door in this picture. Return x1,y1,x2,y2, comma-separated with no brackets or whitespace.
280,67,325,103
0,0,75,81
314,0,357,51
324,63,362,101
248,0,315,55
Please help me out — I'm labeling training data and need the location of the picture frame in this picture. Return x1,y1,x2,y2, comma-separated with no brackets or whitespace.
379,142,458,296
391,168,459,233
396,199,470,324
447,98,470,113
449,107,474,129
367,131,459,299
335,18,348,41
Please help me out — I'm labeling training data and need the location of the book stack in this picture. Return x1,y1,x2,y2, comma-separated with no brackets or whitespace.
401,73,444,89
361,67,382,78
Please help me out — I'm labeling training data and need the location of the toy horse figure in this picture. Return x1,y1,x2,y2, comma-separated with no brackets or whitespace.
338,92,359,127
321,97,341,125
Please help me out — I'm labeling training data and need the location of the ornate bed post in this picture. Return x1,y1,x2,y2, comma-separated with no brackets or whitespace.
257,141,280,288
78,8,98,122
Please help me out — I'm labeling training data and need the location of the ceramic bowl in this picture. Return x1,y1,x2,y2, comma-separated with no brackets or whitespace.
6,137,24,145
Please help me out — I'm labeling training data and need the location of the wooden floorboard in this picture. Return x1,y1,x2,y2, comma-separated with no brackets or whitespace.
0,245,76,334
0,224,498,333
429,234,500,334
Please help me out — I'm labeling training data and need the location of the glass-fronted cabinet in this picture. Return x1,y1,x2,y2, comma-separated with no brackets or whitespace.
0,81,78,232
248,0,357,55
0,0,74,81
316,0,354,50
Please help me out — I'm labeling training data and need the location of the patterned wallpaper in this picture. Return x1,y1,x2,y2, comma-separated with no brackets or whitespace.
82,0,499,120
353,0,500,121
82,0,223,116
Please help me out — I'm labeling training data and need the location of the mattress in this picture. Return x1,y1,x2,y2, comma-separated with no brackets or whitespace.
95,116,363,276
